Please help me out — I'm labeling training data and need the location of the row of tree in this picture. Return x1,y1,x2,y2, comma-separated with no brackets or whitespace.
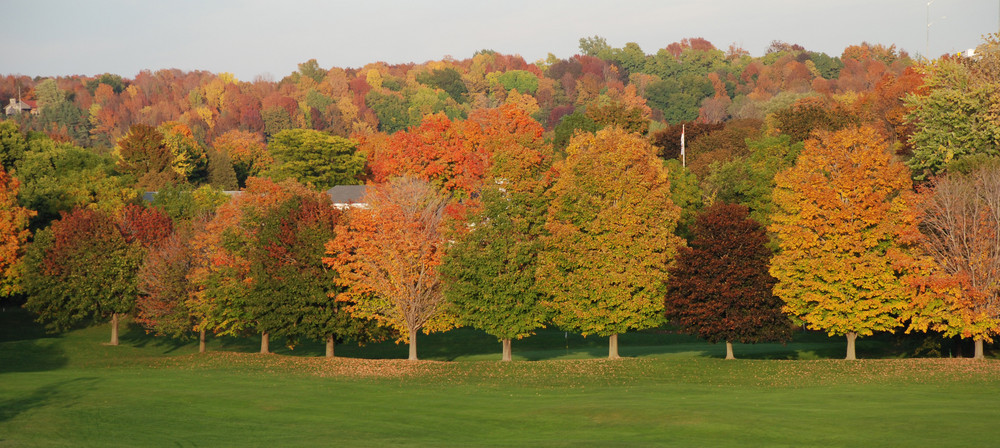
1,36,999,360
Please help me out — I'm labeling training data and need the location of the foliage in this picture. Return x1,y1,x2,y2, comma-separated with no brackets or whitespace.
552,111,598,151
664,203,791,348
325,177,457,359
149,184,230,222
0,167,34,297
211,129,271,188
266,129,365,189
114,124,182,190
904,160,1000,344
15,136,137,229
906,47,1000,180
537,127,683,342
0,121,27,171
440,105,554,354
136,221,203,338
23,205,171,334
770,127,915,340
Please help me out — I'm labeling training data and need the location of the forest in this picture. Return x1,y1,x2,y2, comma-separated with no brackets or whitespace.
2,34,999,362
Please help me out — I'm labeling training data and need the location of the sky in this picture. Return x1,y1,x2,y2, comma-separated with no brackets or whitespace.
4,0,997,81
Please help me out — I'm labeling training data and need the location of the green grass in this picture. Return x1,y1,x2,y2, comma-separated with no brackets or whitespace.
1,307,998,447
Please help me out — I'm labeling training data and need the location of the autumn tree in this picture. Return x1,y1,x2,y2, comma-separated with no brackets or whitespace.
664,203,791,359
325,177,456,361
189,178,365,354
136,220,208,351
441,105,554,361
0,167,35,299
770,127,916,359
905,159,1000,359
537,127,683,359
266,129,365,190
211,130,271,187
24,205,172,345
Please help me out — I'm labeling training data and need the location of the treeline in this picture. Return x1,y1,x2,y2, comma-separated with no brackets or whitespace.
1,34,999,361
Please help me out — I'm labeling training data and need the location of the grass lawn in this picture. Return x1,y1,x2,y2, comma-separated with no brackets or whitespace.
1,307,998,447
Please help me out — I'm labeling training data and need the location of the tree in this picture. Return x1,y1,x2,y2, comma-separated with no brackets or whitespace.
158,121,208,184
325,177,457,360
114,124,182,190
267,129,365,190
906,36,1000,180
537,127,683,359
188,178,365,354
905,159,1000,359
770,127,916,359
24,205,172,345
664,203,791,359
441,105,554,361
136,220,208,351
211,130,271,188
0,167,35,299
0,121,27,171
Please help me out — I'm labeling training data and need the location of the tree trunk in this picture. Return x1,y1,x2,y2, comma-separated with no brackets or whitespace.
502,338,512,362
199,328,206,353
110,313,120,346
260,332,270,354
408,332,418,361
725,340,735,360
974,338,984,360
326,335,335,358
845,332,857,360
609,334,620,360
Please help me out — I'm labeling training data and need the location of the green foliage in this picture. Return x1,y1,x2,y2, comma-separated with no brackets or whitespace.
149,184,229,222
16,136,136,230
85,74,126,94
297,59,326,83
645,77,711,124
39,101,91,147
206,148,238,191
906,57,1000,180
365,90,412,133
34,79,65,111
114,124,182,191
415,68,468,102
703,134,803,228
808,51,844,79
23,209,146,333
0,121,27,170
663,159,703,239
552,111,598,151
496,70,539,94
579,35,613,59
267,129,365,189
261,106,294,138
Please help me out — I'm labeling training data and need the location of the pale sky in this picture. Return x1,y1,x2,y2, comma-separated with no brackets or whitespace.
3,0,997,81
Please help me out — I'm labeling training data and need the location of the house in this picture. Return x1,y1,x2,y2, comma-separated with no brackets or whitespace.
5,98,36,116
326,185,367,209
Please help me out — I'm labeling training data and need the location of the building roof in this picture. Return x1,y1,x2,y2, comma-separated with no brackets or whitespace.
326,185,367,205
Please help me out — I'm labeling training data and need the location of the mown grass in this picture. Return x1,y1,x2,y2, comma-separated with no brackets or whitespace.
1,307,997,447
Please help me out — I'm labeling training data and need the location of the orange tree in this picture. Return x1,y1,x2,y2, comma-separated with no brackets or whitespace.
325,177,457,361
0,167,34,300
537,126,683,359
770,126,916,360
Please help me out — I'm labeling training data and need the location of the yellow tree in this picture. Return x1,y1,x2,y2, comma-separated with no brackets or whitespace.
537,127,682,359
770,126,916,360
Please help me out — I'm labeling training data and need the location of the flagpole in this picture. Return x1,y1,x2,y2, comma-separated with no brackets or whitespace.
681,124,686,168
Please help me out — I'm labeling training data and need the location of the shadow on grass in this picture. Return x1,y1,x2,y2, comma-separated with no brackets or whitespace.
0,377,100,423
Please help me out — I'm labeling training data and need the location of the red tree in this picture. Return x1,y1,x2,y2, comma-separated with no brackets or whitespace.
664,203,791,359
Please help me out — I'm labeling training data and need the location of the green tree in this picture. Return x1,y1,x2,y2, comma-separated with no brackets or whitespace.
415,68,468,102
266,129,365,189
538,127,683,359
0,121,27,171
24,205,172,345
114,124,182,191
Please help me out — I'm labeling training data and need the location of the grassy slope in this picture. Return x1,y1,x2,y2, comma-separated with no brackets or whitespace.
1,308,998,447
